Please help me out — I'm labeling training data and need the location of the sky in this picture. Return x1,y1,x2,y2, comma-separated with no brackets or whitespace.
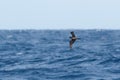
0,0,120,29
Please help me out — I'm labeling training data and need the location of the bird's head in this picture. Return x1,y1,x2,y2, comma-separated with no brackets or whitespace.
71,31,74,34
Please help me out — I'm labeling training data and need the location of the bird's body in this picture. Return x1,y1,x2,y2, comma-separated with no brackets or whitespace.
69,32,79,48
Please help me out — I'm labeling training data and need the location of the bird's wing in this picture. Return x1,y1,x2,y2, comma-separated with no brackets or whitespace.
70,39,76,47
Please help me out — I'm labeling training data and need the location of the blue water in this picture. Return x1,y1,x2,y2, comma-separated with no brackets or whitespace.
0,30,120,80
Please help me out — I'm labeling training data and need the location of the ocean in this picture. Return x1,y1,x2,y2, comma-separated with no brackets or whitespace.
0,30,120,80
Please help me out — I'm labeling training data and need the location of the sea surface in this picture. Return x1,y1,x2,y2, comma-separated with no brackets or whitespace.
0,30,120,80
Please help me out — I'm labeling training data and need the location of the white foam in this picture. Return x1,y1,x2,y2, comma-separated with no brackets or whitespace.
16,52,24,55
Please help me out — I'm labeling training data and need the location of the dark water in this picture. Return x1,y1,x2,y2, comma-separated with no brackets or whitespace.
0,30,120,80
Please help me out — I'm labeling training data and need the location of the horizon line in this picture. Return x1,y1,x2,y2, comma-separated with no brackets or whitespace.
0,28,120,30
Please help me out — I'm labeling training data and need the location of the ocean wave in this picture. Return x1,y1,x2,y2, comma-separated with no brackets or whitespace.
0,30,120,80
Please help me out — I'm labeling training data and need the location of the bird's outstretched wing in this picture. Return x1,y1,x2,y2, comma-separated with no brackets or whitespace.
70,39,76,48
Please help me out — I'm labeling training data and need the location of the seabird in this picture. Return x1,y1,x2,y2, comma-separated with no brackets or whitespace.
69,31,79,48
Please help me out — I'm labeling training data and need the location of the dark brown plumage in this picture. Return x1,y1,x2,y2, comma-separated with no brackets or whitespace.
69,32,77,48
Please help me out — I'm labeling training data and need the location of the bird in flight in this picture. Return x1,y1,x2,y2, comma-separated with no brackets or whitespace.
69,31,79,48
